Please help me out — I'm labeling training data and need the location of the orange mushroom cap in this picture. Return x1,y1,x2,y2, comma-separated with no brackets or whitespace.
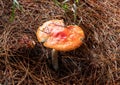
36,20,85,51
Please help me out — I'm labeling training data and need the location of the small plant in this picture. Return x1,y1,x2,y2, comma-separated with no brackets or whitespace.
10,0,22,22
53,0,79,24
53,0,69,11
71,3,77,23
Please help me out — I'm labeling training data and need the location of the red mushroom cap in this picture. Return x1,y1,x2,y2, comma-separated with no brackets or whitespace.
36,20,85,51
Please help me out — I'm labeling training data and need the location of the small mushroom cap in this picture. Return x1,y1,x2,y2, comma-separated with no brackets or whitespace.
44,25,85,51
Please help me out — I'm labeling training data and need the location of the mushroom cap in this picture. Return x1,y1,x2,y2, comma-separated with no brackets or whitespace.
36,20,85,51
44,25,85,51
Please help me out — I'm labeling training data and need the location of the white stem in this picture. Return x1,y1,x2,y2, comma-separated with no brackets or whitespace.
51,49,58,71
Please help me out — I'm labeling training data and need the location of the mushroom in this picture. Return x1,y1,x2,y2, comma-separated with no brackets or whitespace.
36,19,85,71
18,34,36,48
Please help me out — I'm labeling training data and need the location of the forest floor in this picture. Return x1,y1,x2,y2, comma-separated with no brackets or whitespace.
0,0,120,85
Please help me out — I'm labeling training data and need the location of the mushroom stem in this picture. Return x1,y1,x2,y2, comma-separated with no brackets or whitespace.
51,49,58,71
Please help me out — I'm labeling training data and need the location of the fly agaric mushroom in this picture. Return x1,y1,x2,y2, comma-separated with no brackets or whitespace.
36,19,85,70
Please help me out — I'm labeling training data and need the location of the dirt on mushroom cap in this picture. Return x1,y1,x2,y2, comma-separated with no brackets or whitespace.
36,19,65,42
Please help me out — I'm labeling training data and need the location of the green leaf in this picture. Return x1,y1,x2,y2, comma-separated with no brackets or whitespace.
62,4,69,11
75,0,79,3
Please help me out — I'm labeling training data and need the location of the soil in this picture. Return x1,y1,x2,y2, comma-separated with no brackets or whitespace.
0,0,120,85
